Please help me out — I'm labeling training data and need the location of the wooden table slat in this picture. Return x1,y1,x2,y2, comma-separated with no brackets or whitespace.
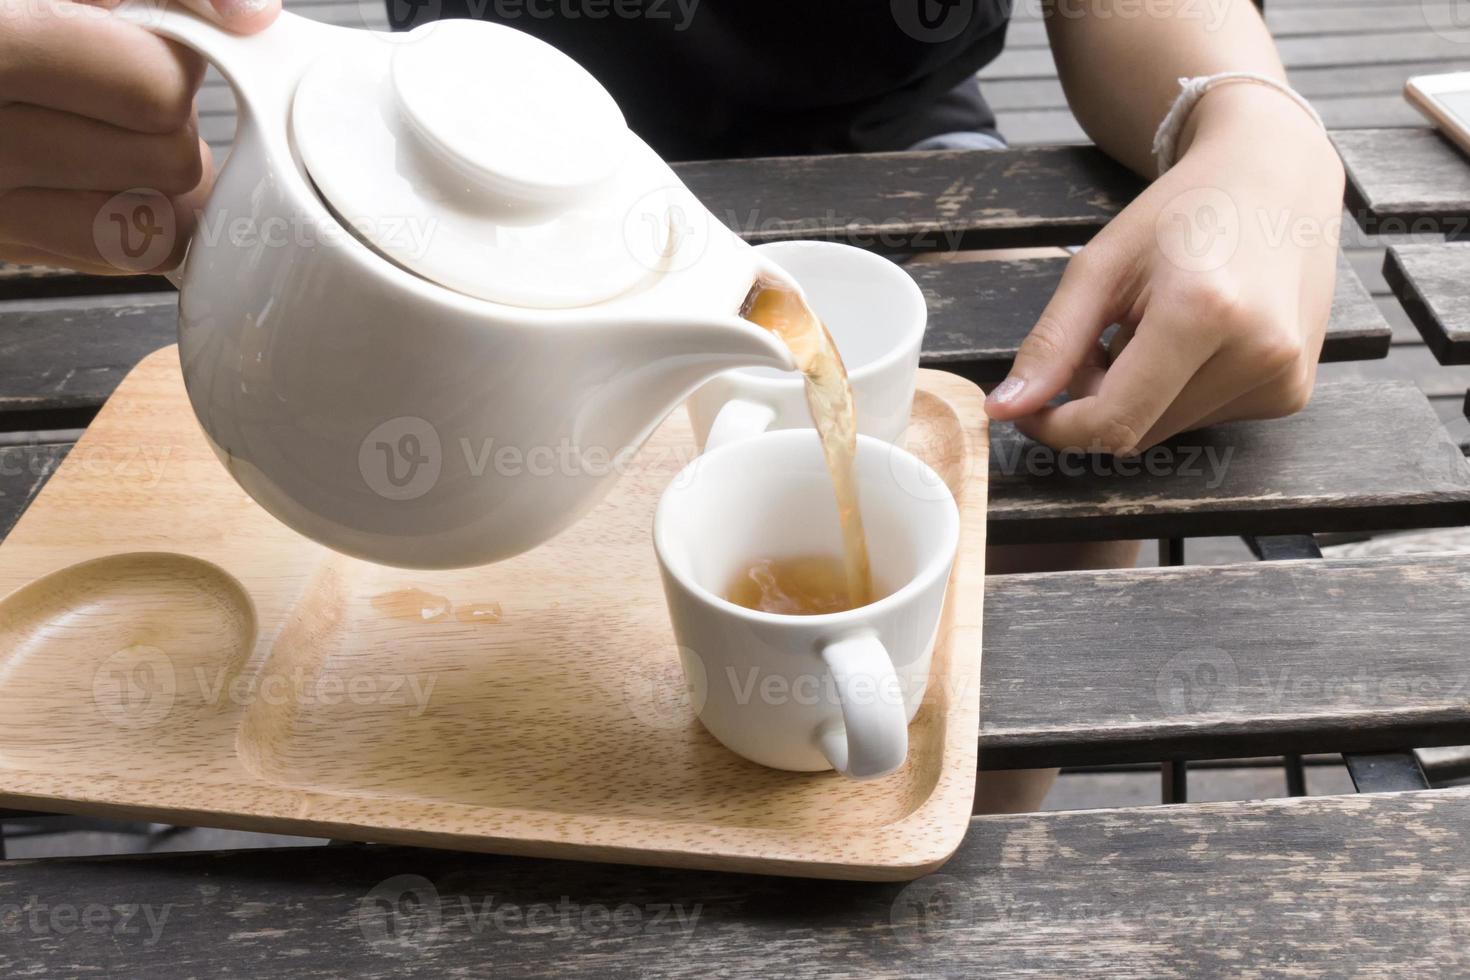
1335,128,1470,235
2,789,1468,978
677,145,1142,250
0,252,1390,422
3,380,1466,553
987,379,1470,545
0,143,1145,300
1383,241,1470,365
0,444,69,542
982,554,1470,768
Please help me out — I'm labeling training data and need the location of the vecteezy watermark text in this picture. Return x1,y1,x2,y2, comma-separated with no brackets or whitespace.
0,444,173,490
358,875,702,953
460,0,700,29
92,648,438,730
0,899,171,947
359,416,704,501
993,437,1235,488
1157,647,1470,715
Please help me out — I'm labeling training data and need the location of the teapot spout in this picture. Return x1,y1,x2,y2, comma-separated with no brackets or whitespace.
602,192,802,374
599,313,796,403
562,311,794,484
692,315,799,374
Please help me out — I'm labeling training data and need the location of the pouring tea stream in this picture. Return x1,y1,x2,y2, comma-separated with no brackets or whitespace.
114,2,804,568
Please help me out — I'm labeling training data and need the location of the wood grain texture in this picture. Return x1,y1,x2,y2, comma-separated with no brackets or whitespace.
0,444,69,541
981,554,1470,769
0,350,989,880
665,146,1142,251
998,99,1425,145
986,61,1470,116
1316,341,1470,398
3,389,1468,775
0,145,1144,299
1417,744,1470,781
1268,3,1470,36
0,252,1389,418
3,381,1465,552
3,788,1469,977
1006,3,1470,43
1335,128,1470,235
987,380,1470,544
0,295,177,418
986,27,1470,78
1384,242,1470,365
0,149,1142,299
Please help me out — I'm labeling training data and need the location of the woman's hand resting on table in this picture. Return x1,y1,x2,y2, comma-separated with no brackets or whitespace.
985,83,1345,455
0,0,280,274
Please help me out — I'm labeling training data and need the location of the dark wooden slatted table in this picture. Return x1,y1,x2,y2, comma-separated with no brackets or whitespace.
1384,242,1470,365
7,378,1467,547
1336,128,1470,235
0,249,1391,430
3,790,1470,978
989,380,1470,543
984,554,1470,768
4,125,1470,975
1337,109,1470,788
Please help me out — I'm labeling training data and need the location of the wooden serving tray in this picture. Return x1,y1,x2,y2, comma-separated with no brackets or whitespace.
0,348,988,880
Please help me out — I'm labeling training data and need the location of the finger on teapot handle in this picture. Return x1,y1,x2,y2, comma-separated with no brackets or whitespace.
101,0,282,34
204,0,281,34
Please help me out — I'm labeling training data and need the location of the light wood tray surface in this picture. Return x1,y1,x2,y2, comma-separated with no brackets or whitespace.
0,348,989,879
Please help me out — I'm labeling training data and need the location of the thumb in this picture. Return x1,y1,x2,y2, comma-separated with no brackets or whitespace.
985,249,1124,420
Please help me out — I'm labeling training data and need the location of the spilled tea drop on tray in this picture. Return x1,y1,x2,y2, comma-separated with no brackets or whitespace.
455,602,504,624
370,588,453,623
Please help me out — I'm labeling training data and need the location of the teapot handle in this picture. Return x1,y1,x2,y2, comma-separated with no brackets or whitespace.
111,2,340,116
110,2,345,285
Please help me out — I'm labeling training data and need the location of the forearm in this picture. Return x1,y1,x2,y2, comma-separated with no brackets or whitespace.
1043,0,1287,175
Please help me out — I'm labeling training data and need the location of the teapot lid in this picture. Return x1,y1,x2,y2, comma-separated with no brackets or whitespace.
291,21,675,308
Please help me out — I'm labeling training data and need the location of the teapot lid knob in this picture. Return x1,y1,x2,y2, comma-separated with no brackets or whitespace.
390,22,628,206
292,20,676,308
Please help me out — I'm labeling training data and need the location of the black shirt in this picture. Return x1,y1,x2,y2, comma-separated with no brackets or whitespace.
397,0,1012,160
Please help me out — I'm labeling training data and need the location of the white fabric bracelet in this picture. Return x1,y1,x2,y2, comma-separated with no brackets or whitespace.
1151,72,1325,175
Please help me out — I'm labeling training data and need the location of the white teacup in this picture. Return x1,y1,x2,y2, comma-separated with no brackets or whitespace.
687,240,927,451
654,430,959,779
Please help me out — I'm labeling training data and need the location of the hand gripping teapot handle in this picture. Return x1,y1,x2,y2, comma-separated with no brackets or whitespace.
111,1,338,113
111,2,351,283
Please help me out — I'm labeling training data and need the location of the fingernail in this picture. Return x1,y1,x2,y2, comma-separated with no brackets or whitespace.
988,377,1026,406
214,0,272,16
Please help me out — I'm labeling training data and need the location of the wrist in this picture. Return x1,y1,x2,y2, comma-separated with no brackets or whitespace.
1176,83,1337,172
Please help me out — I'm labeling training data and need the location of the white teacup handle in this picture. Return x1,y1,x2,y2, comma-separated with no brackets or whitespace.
817,632,909,780
704,398,778,453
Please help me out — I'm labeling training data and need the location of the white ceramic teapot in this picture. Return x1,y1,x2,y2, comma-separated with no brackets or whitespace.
114,2,797,569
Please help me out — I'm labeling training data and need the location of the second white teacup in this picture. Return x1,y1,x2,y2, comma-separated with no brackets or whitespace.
687,240,927,451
